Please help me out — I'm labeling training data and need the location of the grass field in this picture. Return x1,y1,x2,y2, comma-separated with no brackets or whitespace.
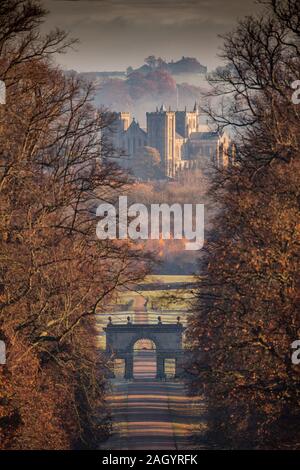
143,274,198,284
96,275,197,350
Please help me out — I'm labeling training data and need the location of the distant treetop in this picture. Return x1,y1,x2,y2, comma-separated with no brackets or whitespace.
128,56,207,76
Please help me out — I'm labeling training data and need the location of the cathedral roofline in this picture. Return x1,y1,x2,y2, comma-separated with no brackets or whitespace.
175,131,185,139
126,118,147,135
189,131,220,140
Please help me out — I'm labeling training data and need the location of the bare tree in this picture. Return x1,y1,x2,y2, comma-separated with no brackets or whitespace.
189,0,300,449
0,1,151,449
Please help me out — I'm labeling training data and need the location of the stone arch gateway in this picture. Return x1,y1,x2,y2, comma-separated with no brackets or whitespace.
104,319,185,380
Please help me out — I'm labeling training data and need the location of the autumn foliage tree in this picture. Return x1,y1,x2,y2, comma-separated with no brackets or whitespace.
0,0,149,449
133,146,162,180
188,0,300,449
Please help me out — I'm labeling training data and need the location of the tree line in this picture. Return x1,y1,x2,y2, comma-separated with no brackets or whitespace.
0,0,149,449
188,0,300,449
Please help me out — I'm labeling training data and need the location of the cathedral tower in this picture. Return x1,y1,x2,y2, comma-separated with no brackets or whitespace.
175,102,199,138
146,105,176,177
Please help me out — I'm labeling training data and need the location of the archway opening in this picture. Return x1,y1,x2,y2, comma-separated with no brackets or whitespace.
113,358,125,378
133,338,156,379
164,358,176,378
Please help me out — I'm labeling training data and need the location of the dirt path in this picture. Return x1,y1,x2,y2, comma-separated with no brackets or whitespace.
100,367,205,450
100,285,207,450
133,295,148,324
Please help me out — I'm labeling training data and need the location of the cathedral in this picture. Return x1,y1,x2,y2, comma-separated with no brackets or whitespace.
110,104,234,178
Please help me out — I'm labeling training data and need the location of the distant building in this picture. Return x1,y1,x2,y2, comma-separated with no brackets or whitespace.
188,131,234,168
175,102,199,137
109,113,147,169
119,118,147,169
110,104,234,178
147,105,177,177
175,132,186,163
117,112,131,132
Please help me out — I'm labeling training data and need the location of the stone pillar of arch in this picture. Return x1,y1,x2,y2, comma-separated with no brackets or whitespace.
175,353,186,378
124,355,134,380
156,354,166,380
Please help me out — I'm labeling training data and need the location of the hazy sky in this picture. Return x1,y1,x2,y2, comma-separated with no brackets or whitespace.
41,0,262,72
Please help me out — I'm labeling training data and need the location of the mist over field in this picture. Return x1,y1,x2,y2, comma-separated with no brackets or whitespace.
69,57,210,125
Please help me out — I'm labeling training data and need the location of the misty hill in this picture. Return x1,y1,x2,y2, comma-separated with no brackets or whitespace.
66,56,209,125
67,56,207,82
95,70,207,125
131,55,207,76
